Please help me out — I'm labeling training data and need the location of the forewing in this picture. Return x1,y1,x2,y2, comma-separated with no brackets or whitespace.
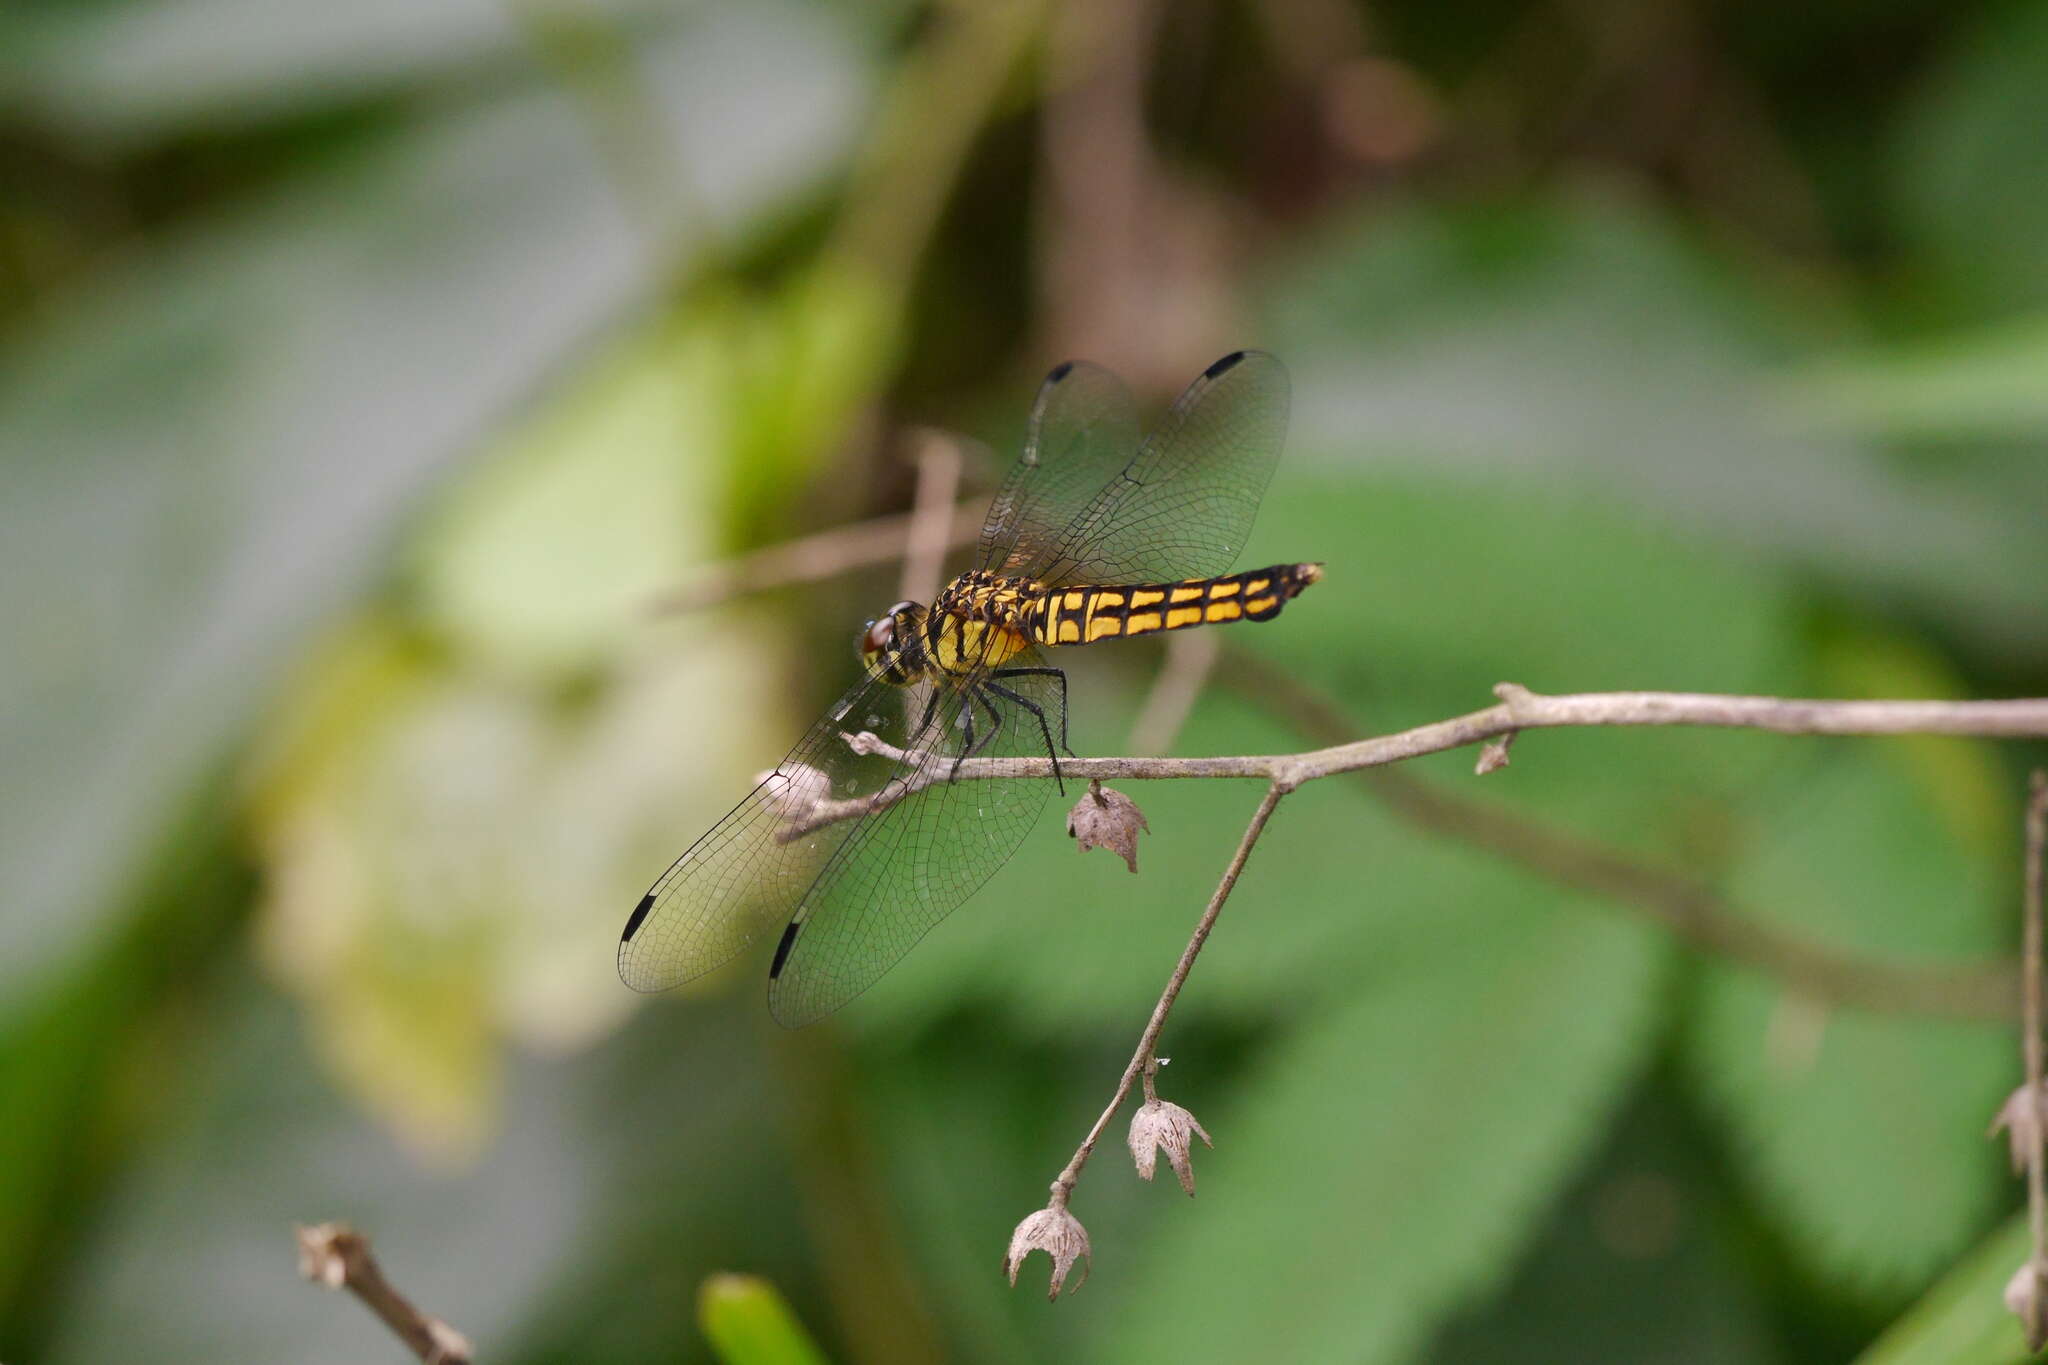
617,668,930,993
767,649,1064,1027
981,360,1141,578
1032,349,1290,585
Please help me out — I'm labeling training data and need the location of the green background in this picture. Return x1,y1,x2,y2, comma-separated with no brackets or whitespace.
4,0,2048,1360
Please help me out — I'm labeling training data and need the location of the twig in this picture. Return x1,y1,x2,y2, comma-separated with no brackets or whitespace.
783,685,2048,826
644,500,2024,1019
646,499,986,615
1047,784,1288,1209
295,1223,472,1365
777,684,2037,1019
2023,771,2048,1347
897,430,965,607
1126,631,1222,755
1218,653,2018,1022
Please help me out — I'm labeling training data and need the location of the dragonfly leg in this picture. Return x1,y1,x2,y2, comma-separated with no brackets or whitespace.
946,687,1003,773
971,686,1004,755
952,686,1004,777
983,679,1063,792
913,681,944,738
953,700,975,777
989,666,1071,755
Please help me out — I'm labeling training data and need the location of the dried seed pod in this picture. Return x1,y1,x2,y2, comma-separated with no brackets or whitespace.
1067,781,1149,873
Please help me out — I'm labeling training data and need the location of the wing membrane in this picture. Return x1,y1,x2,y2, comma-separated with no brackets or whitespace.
618,668,926,993
988,351,1289,587
767,649,1062,1026
1034,350,1290,584
980,360,1140,577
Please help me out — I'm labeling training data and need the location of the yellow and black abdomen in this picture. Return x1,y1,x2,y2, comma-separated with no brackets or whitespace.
1024,563,1323,647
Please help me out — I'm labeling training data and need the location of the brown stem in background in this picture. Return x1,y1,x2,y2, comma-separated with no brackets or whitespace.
646,499,986,615
1126,631,1221,754
1039,0,1165,367
897,431,965,607
295,1223,472,1365
1038,0,1234,390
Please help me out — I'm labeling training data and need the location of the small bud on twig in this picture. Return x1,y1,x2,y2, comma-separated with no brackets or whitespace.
1068,780,1149,873
1475,731,1517,774
1990,1079,2048,1174
1003,1204,1091,1300
1128,1096,1213,1195
2009,1259,2048,1350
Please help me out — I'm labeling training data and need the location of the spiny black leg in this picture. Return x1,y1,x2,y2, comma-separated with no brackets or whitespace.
969,686,1004,757
985,680,1063,793
951,700,977,779
990,666,1071,755
913,682,944,740
950,687,1005,778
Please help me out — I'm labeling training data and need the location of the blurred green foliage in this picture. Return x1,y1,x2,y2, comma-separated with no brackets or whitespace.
4,0,2047,1361
699,1273,830,1365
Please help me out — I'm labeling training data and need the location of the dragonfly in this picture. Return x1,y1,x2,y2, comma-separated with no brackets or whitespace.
619,349,1322,1025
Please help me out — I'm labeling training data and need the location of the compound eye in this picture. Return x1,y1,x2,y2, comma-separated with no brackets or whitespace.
860,616,896,658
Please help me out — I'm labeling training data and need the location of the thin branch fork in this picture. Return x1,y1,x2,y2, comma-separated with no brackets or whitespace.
1048,784,1287,1211
1004,697,2048,1297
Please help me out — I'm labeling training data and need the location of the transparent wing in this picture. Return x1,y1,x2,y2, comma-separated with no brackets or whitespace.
766,648,1064,1027
617,668,931,993
1007,350,1291,587
979,359,1140,577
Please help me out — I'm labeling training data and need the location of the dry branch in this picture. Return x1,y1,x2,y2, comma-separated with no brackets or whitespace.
295,1223,472,1364
647,499,986,615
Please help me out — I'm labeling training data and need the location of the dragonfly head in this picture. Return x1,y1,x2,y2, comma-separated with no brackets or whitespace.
859,600,928,681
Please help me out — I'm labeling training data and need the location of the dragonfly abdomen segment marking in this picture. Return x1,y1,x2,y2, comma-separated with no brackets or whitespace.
1021,562,1322,647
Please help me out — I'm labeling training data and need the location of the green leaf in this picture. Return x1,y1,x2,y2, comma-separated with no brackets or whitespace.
1265,192,2048,653
0,7,868,1010
1683,728,2010,1294
1786,316,2048,441
405,321,724,672
1891,4,2048,315
699,1274,831,1365
1101,890,1667,1363
1856,1214,2031,1365
1428,1086,1789,1363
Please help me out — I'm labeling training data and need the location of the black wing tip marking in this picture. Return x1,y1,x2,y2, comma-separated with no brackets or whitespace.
1203,350,1248,380
1047,360,1075,383
621,892,656,943
769,920,801,978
